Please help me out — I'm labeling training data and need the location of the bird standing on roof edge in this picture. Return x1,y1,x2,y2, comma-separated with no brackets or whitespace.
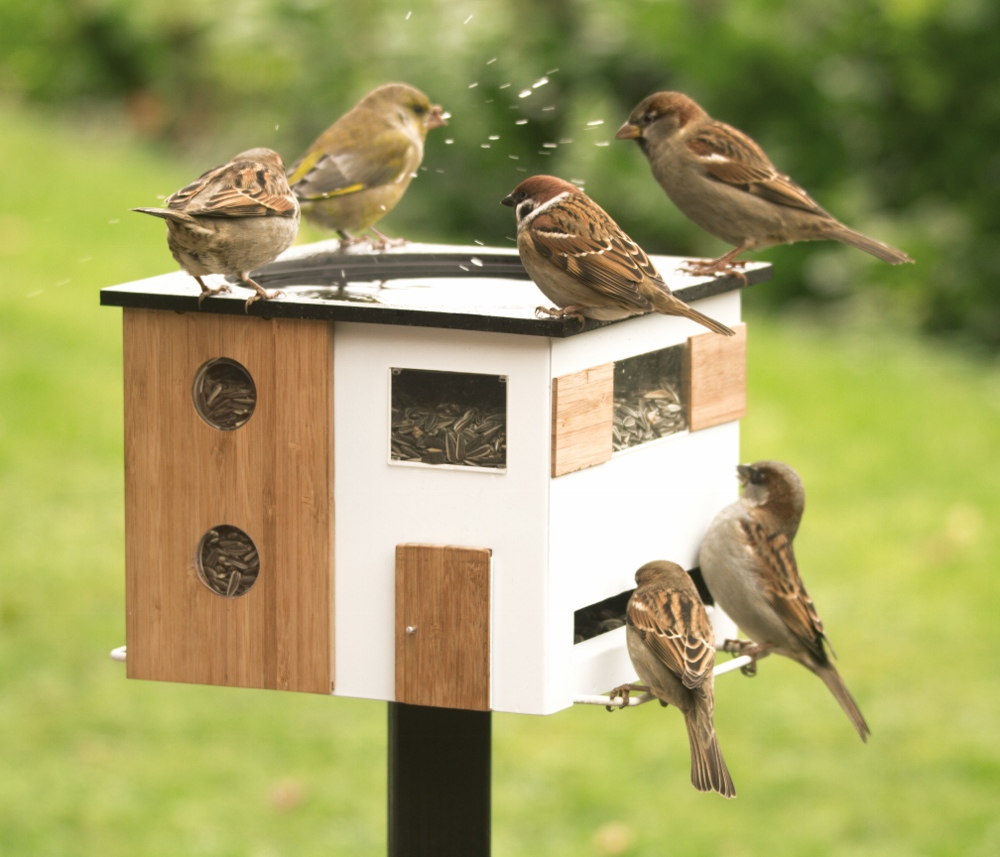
616,91,913,275
287,83,447,248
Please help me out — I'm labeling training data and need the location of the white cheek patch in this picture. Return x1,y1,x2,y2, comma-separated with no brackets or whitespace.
519,191,571,226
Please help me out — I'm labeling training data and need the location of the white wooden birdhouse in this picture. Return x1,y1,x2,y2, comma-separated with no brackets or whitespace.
102,241,769,714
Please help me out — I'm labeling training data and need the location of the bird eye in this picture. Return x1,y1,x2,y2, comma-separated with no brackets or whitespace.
642,112,657,124
412,104,427,116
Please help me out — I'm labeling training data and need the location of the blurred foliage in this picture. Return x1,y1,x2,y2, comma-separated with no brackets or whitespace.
2,0,999,347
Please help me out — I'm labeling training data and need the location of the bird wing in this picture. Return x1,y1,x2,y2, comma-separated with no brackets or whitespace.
627,584,715,694
686,121,829,216
167,159,297,218
287,125,416,200
740,519,830,662
526,200,663,310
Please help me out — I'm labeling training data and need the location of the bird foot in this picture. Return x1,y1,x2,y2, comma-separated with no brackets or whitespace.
682,259,748,285
368,228,408,250
195,277,232,308
534,305,587,327
605,683,650,711
723,639,773,676
335,231,372,251
241,277,283,312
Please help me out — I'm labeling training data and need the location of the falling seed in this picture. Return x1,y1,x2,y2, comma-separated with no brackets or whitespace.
546,67,560,74
406,10,411,19
596,141,610,147
509,154,519,159
486,57,496,64
499,83,511,89
515,168,526,173
542,106,555,111
571,179,585,185
542,142,557,148
55,279,71,287
459,265,470,271
108,219,120,224
463,14,473,23
488,135,500,140
275,124,279,130
586,120,605,126
474,240,485,245
471,257,484,266
538,151,551,156
26,290,43,298
481,143,491,148
518,89,532,98
444,139,454,144
532,77,549,88
435,169,445,173
380,204,387,210
559,138,574,144
469,82,478,88
515,119,528,125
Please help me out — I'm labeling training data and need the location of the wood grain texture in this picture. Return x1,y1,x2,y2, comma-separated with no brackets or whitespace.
395,544,491,711
685,323,747,432
551,363,614,477
123,308,335,694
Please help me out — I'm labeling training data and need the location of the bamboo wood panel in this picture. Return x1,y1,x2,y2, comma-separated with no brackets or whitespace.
685,323,747,431
395,544,491,711
550,363,614,477
123,308,335,693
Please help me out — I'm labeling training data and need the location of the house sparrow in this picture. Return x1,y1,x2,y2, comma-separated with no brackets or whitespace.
133,147,298,310
500,175,734,335
698,461,870,741
615,92,913,274
287,83,447,247
618,561,736,798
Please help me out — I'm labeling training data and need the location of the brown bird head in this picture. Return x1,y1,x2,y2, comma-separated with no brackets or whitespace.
500,175,582,224
615,92,708,152
634,560,693,591
231,148,286,171
737,460,805,533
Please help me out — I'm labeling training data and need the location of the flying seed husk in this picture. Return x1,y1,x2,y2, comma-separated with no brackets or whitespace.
612,378,687,452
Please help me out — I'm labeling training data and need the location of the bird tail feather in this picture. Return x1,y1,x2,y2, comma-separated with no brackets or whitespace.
686,705,736,799
826,225,913,265
815,663,870,742
651,292,735,336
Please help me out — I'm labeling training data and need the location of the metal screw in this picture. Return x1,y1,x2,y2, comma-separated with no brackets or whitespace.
405,626,418,635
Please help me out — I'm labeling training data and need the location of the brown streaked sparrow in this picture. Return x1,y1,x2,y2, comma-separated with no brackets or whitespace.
616,561,736,798
699,460,870,741
287,83,447,248
133,148,298,310
616,92,913,274
500,175,734,335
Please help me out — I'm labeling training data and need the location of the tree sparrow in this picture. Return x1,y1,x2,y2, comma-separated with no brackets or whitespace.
698,461,870,741
287,83,447,248
500,175,734,335
133,147,299,310
616,92,912,274
618,561,736,798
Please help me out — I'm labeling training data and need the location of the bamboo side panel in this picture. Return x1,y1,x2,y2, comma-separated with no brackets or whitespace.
123,308,335,694
395,544,492,711
686,324,747,432
550,363,614,477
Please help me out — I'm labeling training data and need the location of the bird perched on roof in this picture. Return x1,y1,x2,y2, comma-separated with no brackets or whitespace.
287,83,447,247
617,561,736,798
500,175,734,335
615,92,912,275
132,147,298,310
699,460,870,741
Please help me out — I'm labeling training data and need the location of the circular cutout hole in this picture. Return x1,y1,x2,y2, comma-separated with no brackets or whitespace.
196,525,260,597
192,358,257,430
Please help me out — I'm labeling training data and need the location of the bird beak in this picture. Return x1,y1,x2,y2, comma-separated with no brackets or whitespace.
614,121,642,140
500,193,515,207
736,464,753,486
426,105,448,129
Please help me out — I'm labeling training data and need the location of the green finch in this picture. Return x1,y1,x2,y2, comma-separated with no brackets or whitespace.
132,148,299,310
287,83,447,247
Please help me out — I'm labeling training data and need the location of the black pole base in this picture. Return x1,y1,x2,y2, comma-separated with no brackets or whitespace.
388,702,491,857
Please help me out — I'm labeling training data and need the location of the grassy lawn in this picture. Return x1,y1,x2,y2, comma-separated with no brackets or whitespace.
1,103,998,856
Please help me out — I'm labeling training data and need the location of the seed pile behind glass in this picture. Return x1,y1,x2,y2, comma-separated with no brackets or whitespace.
194,361,256,430
391,402,506,468
199,526,260,597
613,379,686,451
574,604,627,644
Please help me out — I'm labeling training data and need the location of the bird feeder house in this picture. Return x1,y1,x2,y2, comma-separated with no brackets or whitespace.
101,241,770,715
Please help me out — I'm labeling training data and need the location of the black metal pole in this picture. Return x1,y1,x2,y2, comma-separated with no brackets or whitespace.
388,702,491,857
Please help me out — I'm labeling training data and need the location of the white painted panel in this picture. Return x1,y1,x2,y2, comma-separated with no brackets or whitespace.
551,290,742,378
333,322,552,713
548,420,741,711
572,626,637,697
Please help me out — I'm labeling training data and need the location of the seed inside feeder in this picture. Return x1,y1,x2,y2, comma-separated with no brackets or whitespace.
196,525,260,598
612,344,688,451
192,357,257,431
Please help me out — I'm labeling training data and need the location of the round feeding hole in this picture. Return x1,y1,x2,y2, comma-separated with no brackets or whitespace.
192,358,257,430
197,525,260,597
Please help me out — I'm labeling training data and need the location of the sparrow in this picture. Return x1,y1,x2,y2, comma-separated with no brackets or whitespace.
617,561,736,798
500,175,734,335
287,83,447,247
698,460,871,741
133,147,298,310
615,92,913,275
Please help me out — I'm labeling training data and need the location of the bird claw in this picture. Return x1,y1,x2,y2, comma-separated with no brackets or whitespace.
682,260,748,286
197,282,232,308
244,287,283,312
605,683,650,711
723,638,772,677
534,305,588,327
369,228,407,250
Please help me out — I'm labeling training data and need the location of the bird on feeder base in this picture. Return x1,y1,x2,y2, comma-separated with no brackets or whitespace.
615,91,913,277
132,147,299,311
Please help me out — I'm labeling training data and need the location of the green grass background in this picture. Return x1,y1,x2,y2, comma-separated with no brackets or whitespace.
1,103,998,856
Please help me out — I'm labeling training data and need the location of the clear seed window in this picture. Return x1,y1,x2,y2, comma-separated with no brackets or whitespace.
612,344,687,452
390,369,507,470
192,358,257,430
196,525,260,597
